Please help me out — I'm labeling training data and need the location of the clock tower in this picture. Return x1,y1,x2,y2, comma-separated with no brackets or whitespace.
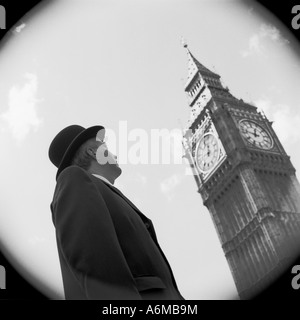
182,44,300,299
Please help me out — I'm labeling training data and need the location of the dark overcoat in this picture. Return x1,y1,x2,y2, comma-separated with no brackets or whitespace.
51,166,184,300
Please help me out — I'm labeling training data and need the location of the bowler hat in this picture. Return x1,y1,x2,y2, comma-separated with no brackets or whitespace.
49,125,105,179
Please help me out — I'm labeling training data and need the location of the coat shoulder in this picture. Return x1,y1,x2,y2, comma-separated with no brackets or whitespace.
58,165,91,184
53,166,95,204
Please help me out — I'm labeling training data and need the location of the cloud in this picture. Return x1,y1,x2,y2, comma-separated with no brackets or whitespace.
241,24,289,57
254,98,300,144
114,172,147,191
15,23,26,33
0,73,43,143
136,172,147,185
160,173,185,201
125,172,148,185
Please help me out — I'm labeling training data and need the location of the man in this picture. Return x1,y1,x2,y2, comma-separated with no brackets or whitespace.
49,125,184,300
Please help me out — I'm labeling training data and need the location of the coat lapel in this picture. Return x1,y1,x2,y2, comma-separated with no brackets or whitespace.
91,175,151,224
90,175,178,289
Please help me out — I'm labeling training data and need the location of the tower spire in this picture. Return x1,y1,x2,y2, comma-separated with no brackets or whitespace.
182,42,219,87
182,42,234,130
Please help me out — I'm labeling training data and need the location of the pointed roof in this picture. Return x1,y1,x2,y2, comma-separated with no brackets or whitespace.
183,42,220,86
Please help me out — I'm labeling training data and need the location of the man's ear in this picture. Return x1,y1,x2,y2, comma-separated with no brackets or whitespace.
86,147,96,159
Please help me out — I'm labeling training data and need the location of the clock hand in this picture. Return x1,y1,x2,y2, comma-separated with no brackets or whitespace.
207,146,210,157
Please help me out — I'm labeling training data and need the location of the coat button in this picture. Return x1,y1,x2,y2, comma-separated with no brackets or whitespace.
145,222,150,228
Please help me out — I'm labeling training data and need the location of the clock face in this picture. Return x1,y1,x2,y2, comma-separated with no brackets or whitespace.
239,120,273,150
195,133,220,172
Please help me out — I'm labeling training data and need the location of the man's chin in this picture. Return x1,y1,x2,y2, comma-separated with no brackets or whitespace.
115,164,122,176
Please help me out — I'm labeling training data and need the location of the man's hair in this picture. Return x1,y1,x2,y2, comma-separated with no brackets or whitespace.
71,138,98,170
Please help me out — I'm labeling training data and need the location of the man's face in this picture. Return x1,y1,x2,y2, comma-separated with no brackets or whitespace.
95,141,121,173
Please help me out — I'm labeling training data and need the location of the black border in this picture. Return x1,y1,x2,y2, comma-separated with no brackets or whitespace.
0,0,300,303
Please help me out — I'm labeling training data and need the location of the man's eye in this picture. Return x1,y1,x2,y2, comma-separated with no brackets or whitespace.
104,150,108,157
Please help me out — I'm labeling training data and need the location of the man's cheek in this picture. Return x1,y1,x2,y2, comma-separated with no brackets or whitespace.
96,148,116,165
96,147,109,165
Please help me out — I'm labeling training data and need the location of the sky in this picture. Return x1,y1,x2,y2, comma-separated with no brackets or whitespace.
0,0,300,300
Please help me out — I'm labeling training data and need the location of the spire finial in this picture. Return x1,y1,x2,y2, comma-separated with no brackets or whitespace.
181,37,188,49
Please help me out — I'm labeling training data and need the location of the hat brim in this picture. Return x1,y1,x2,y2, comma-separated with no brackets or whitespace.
56,125,105,180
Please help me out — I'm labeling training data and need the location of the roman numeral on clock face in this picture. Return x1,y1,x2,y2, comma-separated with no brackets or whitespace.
195,133,220,172
239,120,273,150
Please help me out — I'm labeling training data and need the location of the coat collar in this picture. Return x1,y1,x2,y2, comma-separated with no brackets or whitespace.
92,173,113,186
90,173,151,225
